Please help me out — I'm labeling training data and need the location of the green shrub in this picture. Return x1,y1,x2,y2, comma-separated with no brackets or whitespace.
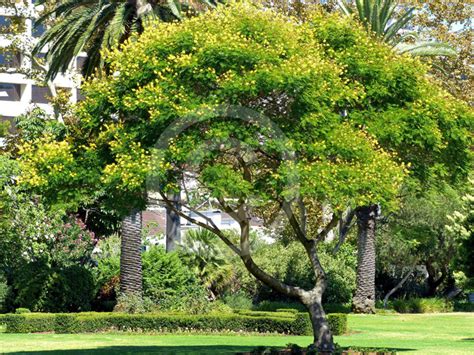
393,298,453,313
142,246,198,302
13,263,95,313
94,244,209,313
0,276,9,313
275,308,299,314
292,313,347,336
222,291,253,310
324,303,351,314
253,300,306,313
2,311,348,336
237,242,356,305
453,300,474,312
14,308,31,314
327,313,348,335
113,293,155,314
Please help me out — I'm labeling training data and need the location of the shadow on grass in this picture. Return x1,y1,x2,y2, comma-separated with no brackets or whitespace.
5,345,416,354
0,345,252,355
461,338,474,341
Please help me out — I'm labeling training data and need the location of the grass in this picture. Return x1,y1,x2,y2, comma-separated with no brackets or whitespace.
0,313,473,354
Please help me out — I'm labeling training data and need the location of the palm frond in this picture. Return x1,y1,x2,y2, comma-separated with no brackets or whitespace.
395,42,457,57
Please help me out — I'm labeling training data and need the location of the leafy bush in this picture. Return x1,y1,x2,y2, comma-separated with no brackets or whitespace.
453,300,474,312
93,242,209,313
142,246,197,302
3,311,348,336
156,285,215,314
0,275,9,313
14,308,30,314
237,242,356,305
222,291,253,310
113,293,155,314
253,300,306,313
13,263,95,312
393,298,453,313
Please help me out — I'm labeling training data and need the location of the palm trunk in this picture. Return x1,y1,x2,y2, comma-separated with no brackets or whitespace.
120,209,143,296
353,204,378,314
165,191,181,252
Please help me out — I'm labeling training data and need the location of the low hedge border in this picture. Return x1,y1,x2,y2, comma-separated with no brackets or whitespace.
1,312,347,336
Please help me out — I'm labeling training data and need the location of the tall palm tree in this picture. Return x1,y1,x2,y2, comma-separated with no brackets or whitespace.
33,0,218,297
33,0,218,80
337,0,455,314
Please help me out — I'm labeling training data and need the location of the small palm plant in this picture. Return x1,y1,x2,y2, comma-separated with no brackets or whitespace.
181,228,235,299
336,0,455,56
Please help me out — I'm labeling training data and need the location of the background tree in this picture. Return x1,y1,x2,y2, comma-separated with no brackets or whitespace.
413,1,472,104
32,0,221,298
321,2,472,313
378,185,463,299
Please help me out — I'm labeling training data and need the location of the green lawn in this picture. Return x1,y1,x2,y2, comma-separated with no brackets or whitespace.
0,313,472,354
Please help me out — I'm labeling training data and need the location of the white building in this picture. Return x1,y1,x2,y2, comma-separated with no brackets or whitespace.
0,0,84,127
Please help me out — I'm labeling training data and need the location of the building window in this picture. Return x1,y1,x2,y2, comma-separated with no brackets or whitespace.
32,21,46,38
32,85,52,104
0,52,22,68
0,83,22,101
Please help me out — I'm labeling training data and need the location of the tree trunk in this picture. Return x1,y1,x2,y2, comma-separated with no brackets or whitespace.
120,209,143,296
425,261,445,297
306,299,335,353
353,205,378,314
165,192,181,252
383,264,416,308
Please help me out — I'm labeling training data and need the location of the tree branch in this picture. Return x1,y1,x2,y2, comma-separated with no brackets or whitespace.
159,192,241,255
333,208,355,254
316,212,339,242
281,200,311,247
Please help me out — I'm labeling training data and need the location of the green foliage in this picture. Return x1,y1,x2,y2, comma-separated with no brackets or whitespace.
15,107,65,142
180,228,235,297
0,274,9,313
309,10,472,185
378,184,464,297
14,308,30,314
253,300,306,313
1,311,349,336
222,291,253,310
392,298,453,314
448,179,474,280
237,242,356,305
114,293,155,314
453,300,474,313
12,263,95,313
142,246,197,302
93,242,211,313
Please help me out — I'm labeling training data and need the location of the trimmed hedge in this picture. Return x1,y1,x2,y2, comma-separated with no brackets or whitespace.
1,311,347,336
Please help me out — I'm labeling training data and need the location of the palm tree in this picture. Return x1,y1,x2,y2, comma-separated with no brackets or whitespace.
336,0,455,314
33,0,218,80
33,0,219,298
337,0,455,56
